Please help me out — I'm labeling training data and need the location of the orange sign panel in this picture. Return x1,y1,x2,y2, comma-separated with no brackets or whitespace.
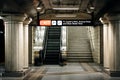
40,20,51,26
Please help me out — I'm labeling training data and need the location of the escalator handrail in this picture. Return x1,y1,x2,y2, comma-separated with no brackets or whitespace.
43,27,48,62
59,27,62,63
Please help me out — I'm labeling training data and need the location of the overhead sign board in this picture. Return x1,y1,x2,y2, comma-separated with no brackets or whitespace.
40,20,51,26
39,20,93,26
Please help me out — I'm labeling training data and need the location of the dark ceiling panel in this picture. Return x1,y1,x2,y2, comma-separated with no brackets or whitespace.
95,0,120,20
41,0,52,9
79,0,89,11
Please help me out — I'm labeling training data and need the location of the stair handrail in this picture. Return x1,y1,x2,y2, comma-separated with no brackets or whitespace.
39,26,46,64
43,27,48,62
60,26,67,63
87,27,94,52
59,27,62,63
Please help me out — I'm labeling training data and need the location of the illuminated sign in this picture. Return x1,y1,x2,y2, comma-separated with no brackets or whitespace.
62,20,92,26
40,20,51,26
39,20,93,26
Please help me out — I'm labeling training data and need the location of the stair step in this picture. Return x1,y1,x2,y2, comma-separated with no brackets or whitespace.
46,50,60,52
48,32,61,34
68,50,91,52
48,33,60,35
44,61,59,64
67,27,93,62
48,43,60,46
45,56,59,58
48,39,60,42
47,45,60,47
44,59,59,61
67,54,92,57
46,47,60,50
67,56,93,59
68,48,91,51
68,52,92,53
47,41,60,43
46,54,59,56
68,46,91,48
48,29,60,31
67,59,93,62
48,36,60,39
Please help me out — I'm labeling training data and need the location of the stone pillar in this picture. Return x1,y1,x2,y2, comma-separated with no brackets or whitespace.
4,15,26,76
107,14,120,76
100,17,110,69
23,18,32,68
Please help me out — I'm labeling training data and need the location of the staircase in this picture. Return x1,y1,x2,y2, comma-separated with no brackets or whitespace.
67,27,93,62
44,26,61,64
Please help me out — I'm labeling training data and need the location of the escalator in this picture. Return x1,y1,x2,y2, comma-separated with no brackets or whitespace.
43,26,61,64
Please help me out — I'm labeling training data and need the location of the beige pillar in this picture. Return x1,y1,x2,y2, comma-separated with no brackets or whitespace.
23,18,32,68
4,15,26,72
103,13,120,76
100,17,110,69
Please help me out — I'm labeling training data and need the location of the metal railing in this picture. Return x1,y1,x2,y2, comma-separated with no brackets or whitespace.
42,27,48,62
60,26,67,63
87,27,94,53
59,27,62,63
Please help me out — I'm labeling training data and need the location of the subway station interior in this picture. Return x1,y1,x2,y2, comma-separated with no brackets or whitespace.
0,0,120,80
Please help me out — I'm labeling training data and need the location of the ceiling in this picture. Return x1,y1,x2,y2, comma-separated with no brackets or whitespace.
0,0,120,25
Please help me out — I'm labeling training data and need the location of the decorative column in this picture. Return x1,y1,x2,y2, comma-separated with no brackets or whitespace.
107,13,120,77
100,17,110,69
4,15,26,76
23,18,32,69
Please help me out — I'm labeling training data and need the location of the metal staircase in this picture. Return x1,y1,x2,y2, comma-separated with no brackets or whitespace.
43,26,61,64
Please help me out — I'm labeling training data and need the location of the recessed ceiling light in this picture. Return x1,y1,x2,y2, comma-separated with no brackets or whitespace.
56,14,76,17
37,7,42,10
0,16,3,19
90,6,95,10
53,8,79,10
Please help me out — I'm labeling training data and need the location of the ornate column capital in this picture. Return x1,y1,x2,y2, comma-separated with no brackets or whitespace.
100,16,109,24
23,17,32,25
4,14,27,22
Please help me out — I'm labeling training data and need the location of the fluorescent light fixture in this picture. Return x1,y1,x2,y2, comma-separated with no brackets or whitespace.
56,14,76,17
0,16,3,19
37,7,42,10
90,6,95,10
53,8,79,10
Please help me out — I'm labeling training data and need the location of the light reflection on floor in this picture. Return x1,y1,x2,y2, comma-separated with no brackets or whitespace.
0,63,120,80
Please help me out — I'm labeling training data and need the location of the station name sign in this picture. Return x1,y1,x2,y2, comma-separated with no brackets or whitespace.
39,20,93,26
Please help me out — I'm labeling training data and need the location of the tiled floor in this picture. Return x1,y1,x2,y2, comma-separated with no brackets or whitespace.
0,63,120,80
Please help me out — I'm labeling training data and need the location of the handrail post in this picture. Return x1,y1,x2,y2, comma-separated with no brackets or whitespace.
60,26,67,65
